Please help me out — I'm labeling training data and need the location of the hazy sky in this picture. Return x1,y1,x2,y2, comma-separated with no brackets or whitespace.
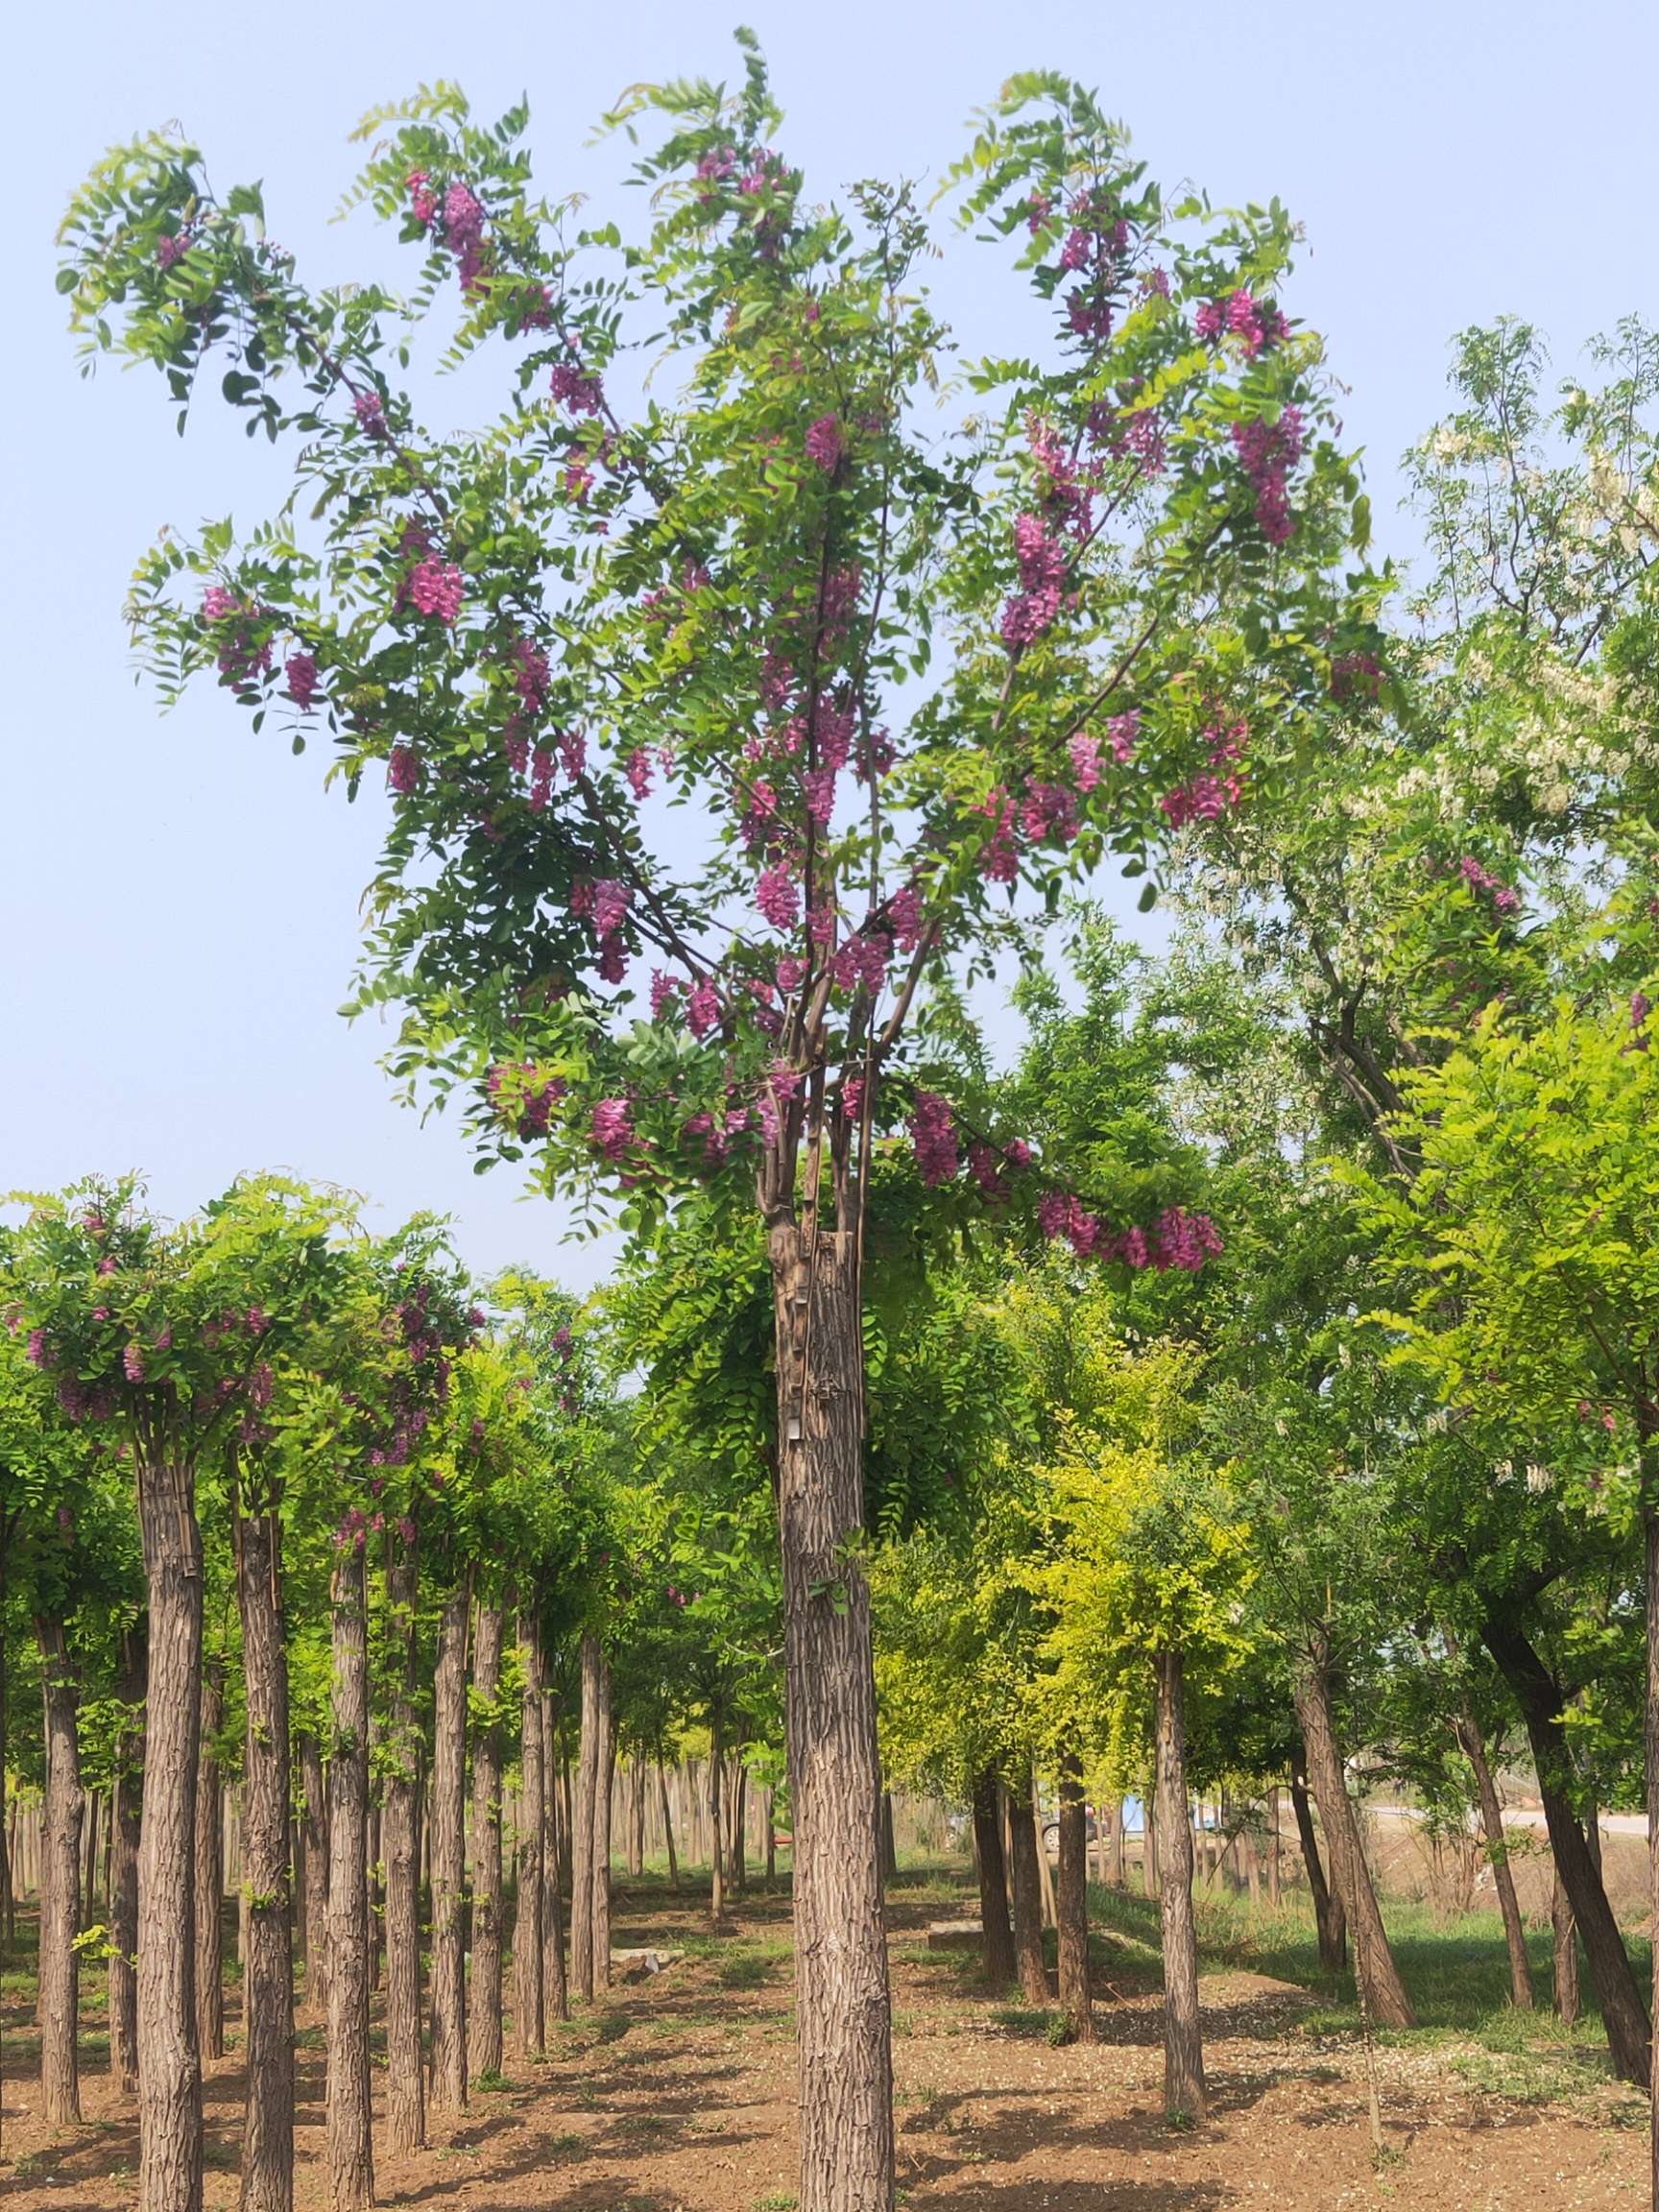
4,0,1654,1289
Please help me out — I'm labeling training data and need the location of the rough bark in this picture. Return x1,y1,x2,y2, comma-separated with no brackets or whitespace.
1142,1779,1159,1898
233,1507,296,2212
194,1657,226,2065
732,1756,749,1896
136,1454,204,2212
592,1654,614,1986
1109,1799,1126,1889
1289,1752,1346,1970
971,1768,1016,1987
36,1616,83,2128
659,1765,680,1893
382,1533,425,2154
709,1703,726,1928
1154,1647,1206,2122
1265,1785,1282,1911
1293,1643,1414,2030
468,1601,504,2085
626,1759,644,1879
1055,1751,1093,2043
299,1735,328,2024
770,1221,893,2212
0,1581,12,1949
513,1620,544,2058
1552,1867,1580,2023
1006,1772,1047,2007
1645,1496,1659,2201
571,1631,600,1999
1483,1609,1649,2086
325,1547,374,2212
1452,1704,1533,2009
427,1582,469,2117
110,1624,145,2097
540,1687,567,2028
879,1791,898,1887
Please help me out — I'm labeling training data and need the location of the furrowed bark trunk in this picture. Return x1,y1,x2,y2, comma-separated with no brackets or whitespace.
592,1655,614,1986
428,1583,469,2117
0,1593,12,1950
770,1220,893,2212
971,1768,1016,1987
879,1791,897,1887
1644,1493,1659,2201
326,1545,373,2212
468,1602,504,2085
1056,1751,1093,2043
299,1735,328,2024
383,1534,425,2153
234,1505,295,2212
36,1616,83,2128
1293,1642,1414,2030
1483,1610,1648,2086
571,1632,599,1999
627,1759,644,1880
194,1657,225,2065
1453,1706,1533,2009
1007,1772,1047,2007
660,1766,680,1893
1266,1784,1282,1911
513,1619,544,2057
1552,1868,1580,2023
1142,1779,1159,1898
733,1757,749,1897
1154,1647,1205,2122
709,1702,726,1928
1109,1799,1125,1889
136,1455,204,2212
110,1624,145,2097
1290,1751,1345,1970
540,1694,568,2030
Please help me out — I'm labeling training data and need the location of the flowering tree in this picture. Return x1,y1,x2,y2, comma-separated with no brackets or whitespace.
61,45,1363,2205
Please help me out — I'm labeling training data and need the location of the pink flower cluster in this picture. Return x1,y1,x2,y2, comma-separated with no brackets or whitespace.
1160,718,1246,830
909,1092,960,1188
569,877,633,980
487,1060,567,1139
830,932,891,997
999,514,1066,649
353,390,387,441
388,745,422,795
805,414,843,472
285,652,318,709
1038,1194,1222,1272
407,559,465,624
590,1097,635,1160
1230,410,1305,544
405,171,489,292
1194,289,1287,357
549,359,604,415
156,229,193,271
756,866,801,931
1457,855,1520,916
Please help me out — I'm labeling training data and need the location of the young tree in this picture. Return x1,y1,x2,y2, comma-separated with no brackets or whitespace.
63,51,1361,2201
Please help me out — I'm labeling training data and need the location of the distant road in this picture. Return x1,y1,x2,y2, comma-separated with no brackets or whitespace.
1367,1802,1646,1839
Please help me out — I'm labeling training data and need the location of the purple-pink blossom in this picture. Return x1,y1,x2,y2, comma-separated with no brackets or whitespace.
407,560,465,624
805,415,843,472
590,1097,635,1160
285,652,318,709
909,1092,960,1189
756,866,801,931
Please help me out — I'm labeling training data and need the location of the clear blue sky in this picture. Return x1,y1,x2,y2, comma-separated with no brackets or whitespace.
4,0,1653,1289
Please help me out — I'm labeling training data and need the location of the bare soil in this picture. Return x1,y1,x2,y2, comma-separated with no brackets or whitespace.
1,1875,1645,2210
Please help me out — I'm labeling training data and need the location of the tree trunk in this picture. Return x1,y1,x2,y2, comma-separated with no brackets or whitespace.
1006,1771,1047,2007
1482,1609,1649,2086
571,1631,600,1999
1290,1752,1346,1970
514,1619,544,2058
626,1759,644,1879
1109,1799,1125,1889
36,1616,83,2128
592,1654,614,1986
469,1601,504,2085
733,1758,749,1896
879,1791,898,1887
428,1582,469,2117
0,1599,12,1950
110,1624,145,2097
382,1533,425,2154
971,1768,1016,1988
540,1689,568,2031
1033,1773,1058,1930
299,1735,328,2024
1452,1706,1532,2009
326,1546,374,2211
660,1766,680,1894
1266,1785,1282,1911
233,1507,296,2212
769,1220,893,2212
136,1454,204,2212
194,1657,225,2065
1552,1867,1580,2023
709,1702,726,1928
1645,1495,1659,2201
84,1791,102,1926
1154,1647,1206,2122
1142,1779,1159,1898
1292,1644,1414,2030
1055,1752,1093,2044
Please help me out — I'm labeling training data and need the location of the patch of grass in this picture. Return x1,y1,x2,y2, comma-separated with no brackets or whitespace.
716,1945,780,1990
989,2004,1061,2039
544,2130,587,2155
753,2193,798,2212
471,2066,513,2092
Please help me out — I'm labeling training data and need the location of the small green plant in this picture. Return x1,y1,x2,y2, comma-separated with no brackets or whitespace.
471,2066,512,2092
754,2192,799,2212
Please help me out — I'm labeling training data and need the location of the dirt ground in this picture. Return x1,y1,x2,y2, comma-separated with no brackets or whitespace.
2,1875,1647,2211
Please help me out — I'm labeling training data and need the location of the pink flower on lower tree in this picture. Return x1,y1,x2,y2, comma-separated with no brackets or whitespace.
284,652,318,709
909,1092,959,1188
407,560,465,624
590,1097,635,1160
756,866,801,930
